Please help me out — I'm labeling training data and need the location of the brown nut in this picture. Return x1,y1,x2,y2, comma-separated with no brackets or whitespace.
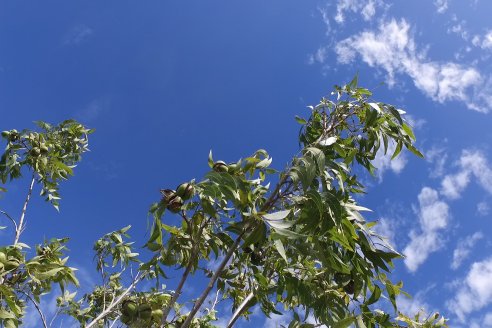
167,195,183,213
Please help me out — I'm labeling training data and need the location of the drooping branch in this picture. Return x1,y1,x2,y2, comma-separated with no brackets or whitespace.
0,209,18,233
14,174,35,245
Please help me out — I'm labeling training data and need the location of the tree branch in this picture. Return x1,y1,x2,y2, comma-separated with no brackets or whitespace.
14,175,35,244
160,253,196,325
85,271,145,328
160,212,209,326
22,291,48,328
181,230,245,328
227,291,254,328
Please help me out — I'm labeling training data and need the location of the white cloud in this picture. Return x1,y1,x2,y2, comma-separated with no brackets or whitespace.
451,232,483,270
373,217,397,248
441,170,471,199
426,146,448,178
484,312,492,327
397,290,431,318
477,201,490,216
447,21,469,41
63,24,93,46
472,30,492,50
307,46,329,65
441,150,492,199
372,141,408,181
403,187,450,272
335,19,491,113
448,258,492,321
334,0,385,24
434,0,448,14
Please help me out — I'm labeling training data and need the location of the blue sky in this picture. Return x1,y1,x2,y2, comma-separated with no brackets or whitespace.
1,1,492,327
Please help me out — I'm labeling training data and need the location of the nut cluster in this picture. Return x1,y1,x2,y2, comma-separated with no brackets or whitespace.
159,182,194,213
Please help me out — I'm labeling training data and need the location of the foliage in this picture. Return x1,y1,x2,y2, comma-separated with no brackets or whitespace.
0,79,448,328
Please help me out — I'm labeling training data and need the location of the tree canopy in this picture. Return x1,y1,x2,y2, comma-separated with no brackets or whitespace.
0,78,448,328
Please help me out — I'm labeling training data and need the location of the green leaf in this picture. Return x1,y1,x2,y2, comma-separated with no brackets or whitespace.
348,74,358,89
35,267,64,280
208,150,214,168
295,116,307,125
401,123,416,140
333,317,355,328
274,239,288,263
263,210,291,222
319,136,337,146
406,143,424,158
366,285,382,305
391,141,402,160
368,102,381,112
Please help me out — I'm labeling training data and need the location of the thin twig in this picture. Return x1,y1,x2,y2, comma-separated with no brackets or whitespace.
85,271,146,328
160,254,196,325
108,315,121,328
181,231,245,328
14,175,35,244
49,308,62,327
22,292,48,328
0,209,18,232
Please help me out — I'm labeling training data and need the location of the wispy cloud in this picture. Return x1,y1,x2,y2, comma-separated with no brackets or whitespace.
434,0,449,14
334,0,386,24
63,24,94,46
403,187,450,272
76,98,110,122
335,19,492,113
477,201,490,217
451,232,483,270
426,146,448,178
447,257,492,321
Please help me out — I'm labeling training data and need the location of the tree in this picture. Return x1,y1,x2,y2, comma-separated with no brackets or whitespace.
0,79,448,328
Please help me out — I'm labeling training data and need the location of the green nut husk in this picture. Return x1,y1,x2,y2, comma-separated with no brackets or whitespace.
138,304,152,320
30,147,41,157
152,309,164,320
176,183,194,200
121,300,138,318
40,145,49,154
213,161,228,173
